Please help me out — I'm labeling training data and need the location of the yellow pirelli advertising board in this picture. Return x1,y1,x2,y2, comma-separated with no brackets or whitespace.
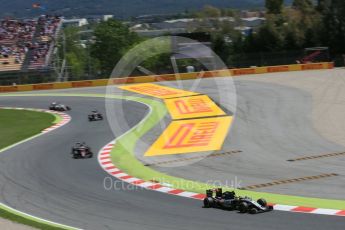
119,83,199,99
145,116,233,156
164,95,226,120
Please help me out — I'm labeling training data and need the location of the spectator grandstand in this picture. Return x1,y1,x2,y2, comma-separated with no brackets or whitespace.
0,15,62,73
0,19,35,71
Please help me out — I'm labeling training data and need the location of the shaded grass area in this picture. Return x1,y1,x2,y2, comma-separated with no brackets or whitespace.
0,109,55,150
0,109,68,230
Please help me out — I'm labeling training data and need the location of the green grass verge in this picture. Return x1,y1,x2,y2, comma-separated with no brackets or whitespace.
2,93,345,211
52,112,62,124
0,204,75,230
0,109,55,150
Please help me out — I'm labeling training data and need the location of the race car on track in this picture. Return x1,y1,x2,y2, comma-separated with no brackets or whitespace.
203,188,273,214
88,110,103,121
71,142,93,159
49,102,71,111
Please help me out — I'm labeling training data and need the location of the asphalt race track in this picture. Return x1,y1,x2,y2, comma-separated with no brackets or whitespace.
145,73,345,200
0,71,345,229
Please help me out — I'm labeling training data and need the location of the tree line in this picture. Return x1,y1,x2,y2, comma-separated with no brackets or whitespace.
213,0,345,67
63,0,345,79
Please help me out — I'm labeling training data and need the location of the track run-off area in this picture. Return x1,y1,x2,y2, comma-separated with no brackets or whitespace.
0,68,345,229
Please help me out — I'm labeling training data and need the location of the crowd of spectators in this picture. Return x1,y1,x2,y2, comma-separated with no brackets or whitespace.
0,19,36,70
0,15,61,72
29,15,62,69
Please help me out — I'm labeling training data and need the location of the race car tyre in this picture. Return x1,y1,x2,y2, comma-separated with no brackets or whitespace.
66,106,71,111
257,198,267,207
249,207,258,214
239,202,248,213
203,197,214,208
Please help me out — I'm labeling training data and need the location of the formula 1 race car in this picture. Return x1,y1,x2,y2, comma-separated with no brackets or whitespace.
203,188,273,214
88,110,103,121
71,142,93,159
49,102,71,111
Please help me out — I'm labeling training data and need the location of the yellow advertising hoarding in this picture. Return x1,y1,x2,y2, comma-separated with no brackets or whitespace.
164,95,226,120
0,62,334,94
145,116,233,156
119,83,198,99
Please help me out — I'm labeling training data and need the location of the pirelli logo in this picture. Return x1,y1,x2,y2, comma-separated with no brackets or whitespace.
71,81,93,87
175,98,213,114
113,78,136,84
165,95,226,119
0,86,18,92
164,122,219,148
232,68,256,75
119,83,198,99
33,84,54,90
130,85,177,97
302,63,324,70
267,66,289,72
145,116,232,156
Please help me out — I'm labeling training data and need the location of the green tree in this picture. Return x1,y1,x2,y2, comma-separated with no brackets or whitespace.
212,34,232,61
91,19,141,75
201,5,221,18
63,27,88,80
292,0,314,13
316,0,328,11
265,0,284,14
321,0,345,53
139,38,172,74
256,18,284,51
221,8,235,17
66,52,85,78
282,21,305,49
242,32,260,53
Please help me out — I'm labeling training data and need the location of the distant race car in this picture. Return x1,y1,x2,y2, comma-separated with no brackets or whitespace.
88,110,103,121
203,188,273,214
71,142,93,159
49,102,71,111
